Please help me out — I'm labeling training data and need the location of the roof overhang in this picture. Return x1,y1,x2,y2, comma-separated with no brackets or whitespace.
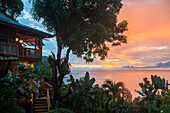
0,13,54,38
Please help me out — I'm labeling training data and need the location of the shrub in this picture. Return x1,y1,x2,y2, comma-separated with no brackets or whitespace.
12,106,25,113
0,63,37,113
1,106,25,113
47,108,74,113
0,77,16,112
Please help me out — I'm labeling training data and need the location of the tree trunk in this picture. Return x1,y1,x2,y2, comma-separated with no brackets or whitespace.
50,29,71,108
48,57,58,109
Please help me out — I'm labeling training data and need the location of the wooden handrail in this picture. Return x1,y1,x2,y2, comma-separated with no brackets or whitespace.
33,80,41,88
40,79,53,90
29,80,40,90
47,89,51,111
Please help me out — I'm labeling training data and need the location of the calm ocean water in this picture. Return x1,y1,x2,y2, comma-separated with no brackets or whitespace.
67,69,170,99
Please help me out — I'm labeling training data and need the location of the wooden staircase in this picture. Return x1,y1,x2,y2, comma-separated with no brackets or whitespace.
33,89,48,113
30,80,53,113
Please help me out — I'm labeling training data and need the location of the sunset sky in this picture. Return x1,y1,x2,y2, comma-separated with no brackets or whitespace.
19,0,170,69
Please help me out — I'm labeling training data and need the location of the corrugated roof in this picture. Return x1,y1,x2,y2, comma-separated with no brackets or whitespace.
0,12,53,38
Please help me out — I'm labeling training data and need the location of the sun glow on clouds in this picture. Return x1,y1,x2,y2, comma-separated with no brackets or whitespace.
97,0,170,68
71,64,119,69
106,59,119,62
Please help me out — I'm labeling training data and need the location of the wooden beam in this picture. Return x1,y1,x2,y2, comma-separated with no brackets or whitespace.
35,38,37,49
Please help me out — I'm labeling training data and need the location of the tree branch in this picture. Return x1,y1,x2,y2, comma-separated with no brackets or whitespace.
65,47,71,63
56,35,62,75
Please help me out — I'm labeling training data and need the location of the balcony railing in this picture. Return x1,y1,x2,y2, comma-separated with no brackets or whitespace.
0,42,42,60
0,42,19,55
19,47,41,58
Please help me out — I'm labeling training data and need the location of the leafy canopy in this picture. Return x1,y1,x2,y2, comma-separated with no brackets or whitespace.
0,0,24,21
30,0,127,62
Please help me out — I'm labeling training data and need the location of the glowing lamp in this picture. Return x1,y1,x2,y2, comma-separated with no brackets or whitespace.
30,99,32,102
37,47,39,50
16,38,19,41
19,40,23,43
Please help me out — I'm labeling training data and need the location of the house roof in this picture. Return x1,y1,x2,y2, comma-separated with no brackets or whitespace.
0,12,54,38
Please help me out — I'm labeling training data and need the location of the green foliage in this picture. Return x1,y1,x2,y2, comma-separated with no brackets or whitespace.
135,75,169,113
12,63,36,101
11,106,26,113
0,79,16,112
1,106,25,113
102,80,132,102
0,62,37,112
160,89,170,113
0,0,24,21
34,57,52,79
47,108,74,113
102,80,132,112
68,72,98,113
0,75,26,112
60,72,134,113
30,0,128,62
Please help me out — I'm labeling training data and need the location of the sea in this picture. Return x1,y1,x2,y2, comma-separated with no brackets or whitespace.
66,69,170,99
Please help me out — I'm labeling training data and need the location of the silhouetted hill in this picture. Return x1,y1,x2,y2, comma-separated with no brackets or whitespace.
156,62,170,68
121,61,170,69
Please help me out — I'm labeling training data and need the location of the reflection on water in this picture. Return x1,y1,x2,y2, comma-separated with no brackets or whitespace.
69,69,170,98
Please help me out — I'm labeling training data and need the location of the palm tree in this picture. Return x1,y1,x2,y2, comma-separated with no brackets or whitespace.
102,80,132,112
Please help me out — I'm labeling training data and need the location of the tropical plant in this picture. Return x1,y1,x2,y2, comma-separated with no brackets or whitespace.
0,62,37,112
159,89,170,113
68,72,98,113
12,63,37,101
102,80,132,112
30,0,128,108
135,75,169,113
48,51,71,109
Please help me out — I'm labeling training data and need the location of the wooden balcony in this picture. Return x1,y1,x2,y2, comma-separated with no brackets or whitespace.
0,42,42,61
19,47,42,62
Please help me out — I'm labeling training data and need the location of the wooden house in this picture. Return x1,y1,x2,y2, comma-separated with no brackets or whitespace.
0,12,54,76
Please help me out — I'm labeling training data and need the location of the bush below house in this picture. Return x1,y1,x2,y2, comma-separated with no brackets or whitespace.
47,108,75,113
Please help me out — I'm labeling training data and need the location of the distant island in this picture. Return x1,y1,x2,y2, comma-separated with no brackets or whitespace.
121,61,170,69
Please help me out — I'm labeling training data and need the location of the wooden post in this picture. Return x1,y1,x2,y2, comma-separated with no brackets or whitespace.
47,89,51,111
39,38,42,59
31,93,34,113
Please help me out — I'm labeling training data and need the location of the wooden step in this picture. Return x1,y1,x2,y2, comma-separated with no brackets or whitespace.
33,106,48,109
33,91,48,113
33,108,48,111
34,99,47,105
34,98,47,101
40,91,46,94
34,103,48,106
41,93,47,97
33,108,48,112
